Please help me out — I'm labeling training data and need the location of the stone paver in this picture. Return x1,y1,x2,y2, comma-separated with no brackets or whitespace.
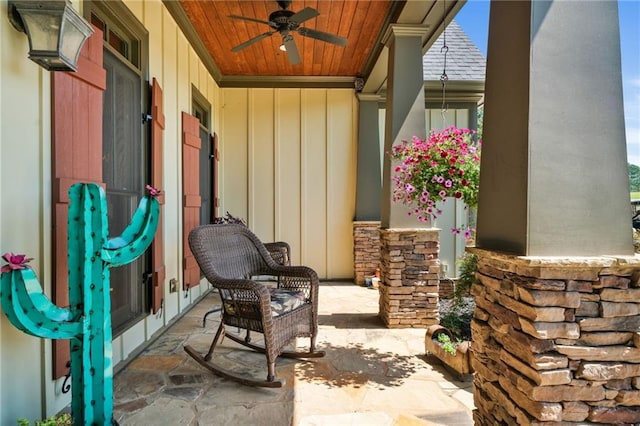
113,282,474,425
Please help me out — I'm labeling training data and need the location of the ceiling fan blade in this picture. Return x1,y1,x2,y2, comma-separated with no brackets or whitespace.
231,32,274,52
228,14,276,28
282,34,301,65
298,27,347,47
289,7,319,25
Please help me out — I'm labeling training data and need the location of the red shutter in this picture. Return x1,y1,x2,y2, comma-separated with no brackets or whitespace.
213,132,220,217
182,112,201,290
51,27,106,379
151,78,165,313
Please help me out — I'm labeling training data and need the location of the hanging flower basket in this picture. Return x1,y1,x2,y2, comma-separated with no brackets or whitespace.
390,126,481,236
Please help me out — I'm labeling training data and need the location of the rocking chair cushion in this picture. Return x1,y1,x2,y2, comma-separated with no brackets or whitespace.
269,288,306,317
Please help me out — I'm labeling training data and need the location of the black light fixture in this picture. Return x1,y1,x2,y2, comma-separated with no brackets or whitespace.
7,0,94,72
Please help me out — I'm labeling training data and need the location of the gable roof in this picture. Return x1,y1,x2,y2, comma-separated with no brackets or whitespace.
423,20,486,82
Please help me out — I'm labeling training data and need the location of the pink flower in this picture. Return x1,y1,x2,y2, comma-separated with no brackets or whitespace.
389,126,481,215
464,227,474,240
1,252,33,273
451,228,461,235
145,184,163,197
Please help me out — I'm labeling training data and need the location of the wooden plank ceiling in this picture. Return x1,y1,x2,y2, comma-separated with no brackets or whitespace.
177,0,393,77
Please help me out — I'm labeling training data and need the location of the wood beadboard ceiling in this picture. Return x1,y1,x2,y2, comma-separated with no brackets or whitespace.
171,0,398,85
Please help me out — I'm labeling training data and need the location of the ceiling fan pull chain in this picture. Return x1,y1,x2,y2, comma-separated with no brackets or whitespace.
440,0,449,128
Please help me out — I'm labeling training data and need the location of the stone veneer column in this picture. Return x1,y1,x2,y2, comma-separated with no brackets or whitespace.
470,248,640,424
378,228,440,328
353,221,381,286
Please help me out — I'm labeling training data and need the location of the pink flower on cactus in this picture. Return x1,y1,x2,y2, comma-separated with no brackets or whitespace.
145,185,163,197
1,253,33,273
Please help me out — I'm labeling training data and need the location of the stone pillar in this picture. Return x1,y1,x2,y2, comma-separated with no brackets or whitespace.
378,228,440,328
353,221,381,286
476,1,632,256
471,248,640,424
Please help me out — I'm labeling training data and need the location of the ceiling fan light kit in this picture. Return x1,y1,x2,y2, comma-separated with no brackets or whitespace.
229,0,347,65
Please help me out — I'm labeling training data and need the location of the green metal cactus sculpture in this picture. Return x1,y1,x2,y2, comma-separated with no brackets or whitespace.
0,182,160,425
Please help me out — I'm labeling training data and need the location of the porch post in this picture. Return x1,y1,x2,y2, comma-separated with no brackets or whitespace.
353,94,382,286
476,0,632,256
472,2,640,424
380,24,429,229
355,93,382,221
377,24,440,329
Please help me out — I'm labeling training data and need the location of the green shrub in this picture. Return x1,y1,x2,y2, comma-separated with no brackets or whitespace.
17,413,72,426
436,333,457,355
454,252,479,303
440,297,474,341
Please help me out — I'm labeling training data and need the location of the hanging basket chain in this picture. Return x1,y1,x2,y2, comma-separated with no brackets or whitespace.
440,0,449,127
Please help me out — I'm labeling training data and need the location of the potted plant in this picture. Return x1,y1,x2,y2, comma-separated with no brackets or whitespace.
425,252,479,377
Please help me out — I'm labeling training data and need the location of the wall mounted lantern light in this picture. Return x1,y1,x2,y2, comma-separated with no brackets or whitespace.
7,0,94,72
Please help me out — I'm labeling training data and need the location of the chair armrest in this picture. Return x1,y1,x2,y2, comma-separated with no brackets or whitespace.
213,278,273,324
264,241,291,266
264,265,319,305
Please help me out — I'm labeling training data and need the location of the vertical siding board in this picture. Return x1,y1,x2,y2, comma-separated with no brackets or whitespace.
221,88,249,219
326,90,356,278
249,89,275,242
301,89,327,277
220,87,357,278
275,89,301,264
456,108,469,128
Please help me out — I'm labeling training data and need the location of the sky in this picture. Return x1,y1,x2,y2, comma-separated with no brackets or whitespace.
455,0,640,166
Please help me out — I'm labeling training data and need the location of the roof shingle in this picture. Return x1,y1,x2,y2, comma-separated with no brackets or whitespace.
423,20,486,82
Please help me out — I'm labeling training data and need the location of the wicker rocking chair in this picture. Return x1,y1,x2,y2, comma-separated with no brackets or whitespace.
184,224,324,387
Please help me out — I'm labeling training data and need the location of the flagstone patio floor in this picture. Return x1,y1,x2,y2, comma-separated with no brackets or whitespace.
113,281,474,425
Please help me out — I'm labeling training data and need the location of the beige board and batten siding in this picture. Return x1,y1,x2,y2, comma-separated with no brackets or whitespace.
220,88,357,279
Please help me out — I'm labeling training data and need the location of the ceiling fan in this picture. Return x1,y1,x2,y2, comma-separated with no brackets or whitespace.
228,0,348,65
